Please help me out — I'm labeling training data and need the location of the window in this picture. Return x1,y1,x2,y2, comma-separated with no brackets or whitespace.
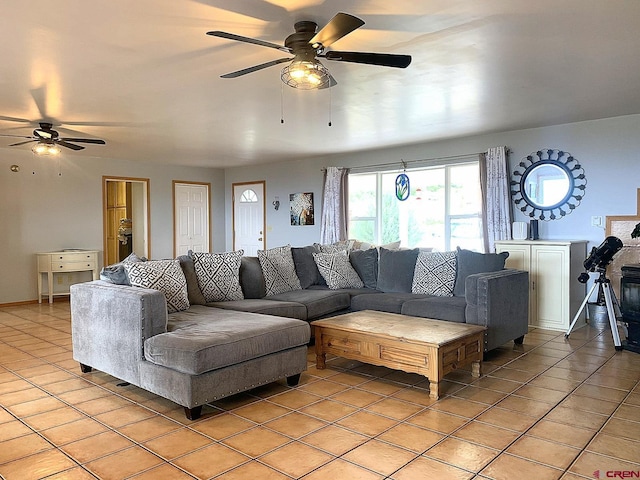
240,189,258,203
348,161,483,251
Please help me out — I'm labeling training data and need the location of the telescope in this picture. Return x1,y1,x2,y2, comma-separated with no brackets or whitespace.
577,236,623,283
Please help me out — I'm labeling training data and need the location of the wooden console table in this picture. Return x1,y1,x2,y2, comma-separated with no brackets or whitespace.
312,310,486,399
37,250,100,304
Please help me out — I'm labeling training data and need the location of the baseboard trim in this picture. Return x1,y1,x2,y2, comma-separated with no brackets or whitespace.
0,298,69,307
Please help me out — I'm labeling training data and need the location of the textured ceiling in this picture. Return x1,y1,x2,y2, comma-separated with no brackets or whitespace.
1,0,639,167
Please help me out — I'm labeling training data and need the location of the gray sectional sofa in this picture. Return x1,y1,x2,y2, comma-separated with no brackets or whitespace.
71,244,529,420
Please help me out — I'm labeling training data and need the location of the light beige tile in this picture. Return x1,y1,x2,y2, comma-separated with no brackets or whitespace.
301,458,383,480
453,421,519,450
216,461,291,480
425,437,498,472
393,456,474,480
0,449,77,479
587,432,640,463
300,398,358,422
408,409,468,434
377,423,444,453
569,451,640,478
85,445,164,479
475,407,538,432
343,439,417,476
233,400,291,423
365,397,424,420
336,410,398,436
260,441,334,478
223,426,290,456
61,430,134,463
301,424,368,456
527,419,598,449
172,443,249,478
191,412,255,440
0,433,53,464
507,435,580,469
480,453,563,480
264,411,327,438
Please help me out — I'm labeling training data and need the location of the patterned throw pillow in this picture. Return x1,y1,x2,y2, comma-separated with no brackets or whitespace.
412,251,458,297
191,251,244,302
314,240,354,253
313,251,364,290
124,259,190,313
258,245,302,296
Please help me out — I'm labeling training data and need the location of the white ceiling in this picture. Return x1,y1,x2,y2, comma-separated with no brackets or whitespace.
1,0,639,168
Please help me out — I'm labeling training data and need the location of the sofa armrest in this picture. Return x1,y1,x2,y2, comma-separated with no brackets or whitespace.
71,280,168,385
464,269,529,352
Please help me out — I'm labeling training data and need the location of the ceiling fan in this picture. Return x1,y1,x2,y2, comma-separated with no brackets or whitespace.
0,122,106,154
207,12,411,89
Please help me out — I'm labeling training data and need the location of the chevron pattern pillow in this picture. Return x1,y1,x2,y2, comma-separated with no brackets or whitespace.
412,251,457,296
191,250,245,302
124,259,190,313
258,245,302,296
313,251,364,290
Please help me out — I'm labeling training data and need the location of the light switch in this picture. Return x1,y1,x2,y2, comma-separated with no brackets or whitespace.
591,216,603,227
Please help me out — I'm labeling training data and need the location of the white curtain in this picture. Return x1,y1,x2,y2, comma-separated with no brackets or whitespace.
480,146,512,252
320,167,349,244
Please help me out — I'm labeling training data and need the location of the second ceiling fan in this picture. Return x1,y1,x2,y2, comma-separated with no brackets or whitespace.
207,12,411,89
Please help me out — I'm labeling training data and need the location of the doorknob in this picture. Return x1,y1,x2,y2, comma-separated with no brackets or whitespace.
258,238,263,241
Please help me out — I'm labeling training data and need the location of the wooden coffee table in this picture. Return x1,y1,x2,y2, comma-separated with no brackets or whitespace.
311,310,486,399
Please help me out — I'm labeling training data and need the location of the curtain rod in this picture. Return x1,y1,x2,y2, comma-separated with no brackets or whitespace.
321,148,511,172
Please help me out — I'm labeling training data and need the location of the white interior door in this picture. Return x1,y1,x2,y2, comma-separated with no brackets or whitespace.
233,182,265,256
174,182,210,256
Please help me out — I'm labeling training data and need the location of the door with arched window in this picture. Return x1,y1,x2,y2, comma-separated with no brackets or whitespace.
233,181,265,255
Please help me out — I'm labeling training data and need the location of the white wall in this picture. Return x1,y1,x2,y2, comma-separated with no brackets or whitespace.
0,150,225,304
224,114,640,251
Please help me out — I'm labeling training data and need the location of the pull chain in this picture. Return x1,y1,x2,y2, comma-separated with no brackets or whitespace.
280,81,285,124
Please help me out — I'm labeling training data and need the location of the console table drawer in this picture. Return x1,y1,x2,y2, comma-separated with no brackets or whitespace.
52,261,97,271
50,252,97,264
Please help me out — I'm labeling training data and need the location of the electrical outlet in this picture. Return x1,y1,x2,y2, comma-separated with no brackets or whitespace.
591,216,603,227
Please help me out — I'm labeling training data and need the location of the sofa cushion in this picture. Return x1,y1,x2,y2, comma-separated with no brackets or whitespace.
191,251,244,302
351,292,428,314
291,245,325,288
349,248,378,289
267,289,350,319
239,256,266,299
453,248,509,296
146,306,310,375
258,245,302,296
412,251,457,297
401,296,467,323
124,259,190,313
377,247,420,293
313,251,364,290
177,255,207,306
206,299,307,320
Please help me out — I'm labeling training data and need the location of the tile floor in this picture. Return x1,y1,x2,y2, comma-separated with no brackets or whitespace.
0,302,639,480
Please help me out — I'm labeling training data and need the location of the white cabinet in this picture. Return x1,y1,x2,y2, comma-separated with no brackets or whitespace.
494,240,587,331
37,250,100,304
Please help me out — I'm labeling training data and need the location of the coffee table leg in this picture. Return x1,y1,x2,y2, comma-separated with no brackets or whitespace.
428,380,440,400
471,360,482,378
314,327,326,369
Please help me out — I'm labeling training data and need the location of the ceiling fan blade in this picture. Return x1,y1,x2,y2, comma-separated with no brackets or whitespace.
30,86,51,121
60,137,106,144
310,13,364,48
207,31,291,53
8,139,37,147
0,133,33,139
324,51,412,68
57,140,85,151
0,115,32,124
221,57,292,78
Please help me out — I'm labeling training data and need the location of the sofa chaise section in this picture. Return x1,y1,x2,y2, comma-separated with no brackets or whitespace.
71,281,310,420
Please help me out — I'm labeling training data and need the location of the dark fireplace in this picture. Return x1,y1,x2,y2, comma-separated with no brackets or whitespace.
620,264,640,353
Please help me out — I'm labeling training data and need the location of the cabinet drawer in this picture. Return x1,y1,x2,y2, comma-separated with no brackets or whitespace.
51,253,96,264
52,261,96,271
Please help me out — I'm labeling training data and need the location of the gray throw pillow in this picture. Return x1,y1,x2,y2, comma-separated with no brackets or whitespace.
177,255,207,305
291,245,325,288
377,247,420,293
99,252,146,285
453,247,509,296
349,248,378,289
412,251,457,296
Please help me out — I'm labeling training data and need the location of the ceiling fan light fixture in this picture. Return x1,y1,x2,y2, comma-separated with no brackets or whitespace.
32,142,61,156
281,60,330,90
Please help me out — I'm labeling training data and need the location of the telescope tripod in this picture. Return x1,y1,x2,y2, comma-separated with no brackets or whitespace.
565,269,624,351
